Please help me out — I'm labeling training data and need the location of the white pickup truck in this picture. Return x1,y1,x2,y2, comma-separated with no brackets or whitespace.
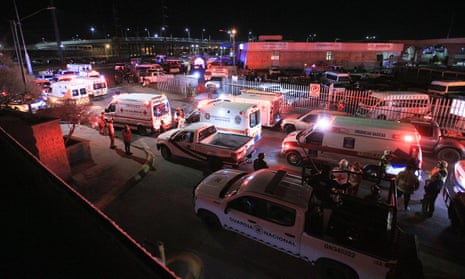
140,70,174,86
156,122,255,168
193,168,423,279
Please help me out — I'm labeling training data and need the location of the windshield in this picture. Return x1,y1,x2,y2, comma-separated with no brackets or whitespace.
153,101,170,117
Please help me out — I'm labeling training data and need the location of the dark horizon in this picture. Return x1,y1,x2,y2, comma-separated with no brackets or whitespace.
1,0,464,46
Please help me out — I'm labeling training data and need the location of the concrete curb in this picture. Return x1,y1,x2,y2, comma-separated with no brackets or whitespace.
94,144,155,210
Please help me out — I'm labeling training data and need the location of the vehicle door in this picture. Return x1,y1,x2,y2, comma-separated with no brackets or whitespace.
224,196,299,254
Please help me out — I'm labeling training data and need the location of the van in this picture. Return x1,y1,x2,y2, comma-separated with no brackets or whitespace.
281,115,422,170
230,89,284,127
320,71,352,86
104,93,172,134
355,91,431,120
198,100,262,142
427,80,465,95
48,80,90,105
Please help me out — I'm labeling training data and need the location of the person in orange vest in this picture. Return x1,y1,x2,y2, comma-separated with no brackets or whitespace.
98,112,106,135
122,124,132,155
108,118,116,149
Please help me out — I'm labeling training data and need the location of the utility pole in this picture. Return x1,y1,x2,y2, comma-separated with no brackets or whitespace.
50,0,63,65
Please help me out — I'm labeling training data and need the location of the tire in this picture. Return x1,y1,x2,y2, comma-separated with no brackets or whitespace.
286,151,303,166
283,124,296,134
437,148,461,164
137,125,147,135
160,145,171,160
314,258,358,279
377,115,387,120
198,210,221,229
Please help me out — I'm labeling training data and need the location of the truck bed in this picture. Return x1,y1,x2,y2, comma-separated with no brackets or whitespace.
200,132,252,150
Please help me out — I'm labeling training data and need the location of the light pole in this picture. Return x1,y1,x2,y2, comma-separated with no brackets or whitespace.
13,0,56,75
90,26,95,38
144,28,150,37
231,29,237,66
202,28,206,41
185,27,190,39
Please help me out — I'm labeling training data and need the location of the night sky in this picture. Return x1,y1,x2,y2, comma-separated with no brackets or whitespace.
1,0,464,46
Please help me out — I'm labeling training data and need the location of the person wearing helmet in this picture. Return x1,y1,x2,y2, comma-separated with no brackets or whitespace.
419,160,449,217
348,161,363,196
331,159,350,192
377,150,392,183
396,163,420,211
253,152,269,171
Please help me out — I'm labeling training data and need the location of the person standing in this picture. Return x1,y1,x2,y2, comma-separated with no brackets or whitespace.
331,159,350,193
253,152,269,170
122,124,132,155
98,112,106,135
396,163,420,211
348,161,363,196
420,161,448,217
108,118,116,149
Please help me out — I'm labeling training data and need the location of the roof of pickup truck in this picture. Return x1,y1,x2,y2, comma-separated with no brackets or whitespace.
237,169,313,208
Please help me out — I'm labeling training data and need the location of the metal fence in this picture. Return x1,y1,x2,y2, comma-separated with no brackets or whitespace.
159,76,465,134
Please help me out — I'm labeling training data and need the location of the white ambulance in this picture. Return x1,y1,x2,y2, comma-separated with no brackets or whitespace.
281,115,422,170
355,91,431,120
48,80,90,105
104,93,172,134
198,100,262,142
231,89,284,127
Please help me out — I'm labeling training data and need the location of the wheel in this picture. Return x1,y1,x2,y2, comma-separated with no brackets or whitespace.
437,148,461,164
137,125,147,135
377,115,387,120
286,151,303,166
283,124,296,134
198,210,221,229
160,145,171,160
314,258,358,279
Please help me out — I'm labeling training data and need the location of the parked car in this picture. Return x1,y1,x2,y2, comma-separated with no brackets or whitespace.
280,109,350,133
205,77,223,92
8,97,48,113
454,160,465,192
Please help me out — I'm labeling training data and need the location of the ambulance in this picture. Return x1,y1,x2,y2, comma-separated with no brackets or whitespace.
48,80,90,105
230,89,283,127
198,100,262,142
281,115,422,170
104,93,172,134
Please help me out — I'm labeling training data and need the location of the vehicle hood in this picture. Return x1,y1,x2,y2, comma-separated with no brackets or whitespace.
195,169,245,199
156,129,180,141
282,113,301,123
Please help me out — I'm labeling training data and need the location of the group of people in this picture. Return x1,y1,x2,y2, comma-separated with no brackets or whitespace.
98,112,133,155
377,148,448,217
330,159,364,196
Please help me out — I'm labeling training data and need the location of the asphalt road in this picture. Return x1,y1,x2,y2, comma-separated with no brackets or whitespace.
85,79,465,279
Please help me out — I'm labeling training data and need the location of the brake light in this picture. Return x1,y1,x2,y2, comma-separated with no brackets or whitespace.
404,135,414,142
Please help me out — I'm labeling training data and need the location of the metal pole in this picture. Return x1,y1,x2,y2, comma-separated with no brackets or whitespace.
50,1,63,65
10,19,27,96
13,0,33,75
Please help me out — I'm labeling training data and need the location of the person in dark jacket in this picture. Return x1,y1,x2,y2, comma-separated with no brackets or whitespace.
253,152,269,170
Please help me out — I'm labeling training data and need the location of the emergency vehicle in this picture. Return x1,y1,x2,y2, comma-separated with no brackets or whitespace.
77,75,108,98
104,93,172,134
281,115,422,170
48,80,90,105
198,100,262,142
194,168,423,279
56,71,108,98
230,89,283,127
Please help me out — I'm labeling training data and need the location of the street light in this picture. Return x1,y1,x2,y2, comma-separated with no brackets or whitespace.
231,28,237,66
202,28,206,41
185,27,190,39
13,0,56,75
90,26,95,38
144,28,150,38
